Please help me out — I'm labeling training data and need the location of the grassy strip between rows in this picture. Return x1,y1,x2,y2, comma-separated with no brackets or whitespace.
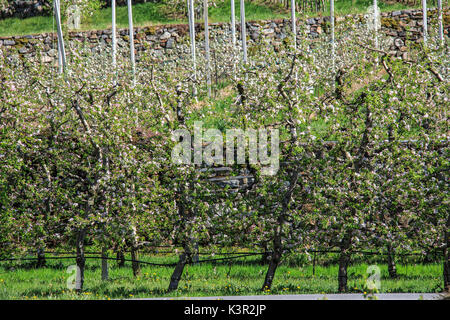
0,0,417,37
0,253,443,299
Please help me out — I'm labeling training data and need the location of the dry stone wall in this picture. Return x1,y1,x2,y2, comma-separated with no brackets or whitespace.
0,8,448,63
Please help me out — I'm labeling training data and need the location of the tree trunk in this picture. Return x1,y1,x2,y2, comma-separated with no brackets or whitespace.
130,225,140,277
261,245,282,291
262,224,283,290
36,247,46,268
116,249,125,267
338,235,351,293
101,247,109,281
75,229,86,293
168,253,187,292
260,242,271,265
131,247,140,277
387,245,397,278
191,240,199,264
261,169,299,291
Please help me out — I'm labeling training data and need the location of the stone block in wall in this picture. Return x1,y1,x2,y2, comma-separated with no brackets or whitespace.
47,49,57,57
41,55,53,64
250,31,260,41
166,38,175,49
406,20,416,27
394,38,404,48
262,28,275,36
3,40,15,46
160,32,171,40
18,46,28,54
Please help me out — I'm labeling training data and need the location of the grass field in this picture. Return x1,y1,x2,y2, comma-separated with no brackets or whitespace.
0,0,417,37
0,252,443,300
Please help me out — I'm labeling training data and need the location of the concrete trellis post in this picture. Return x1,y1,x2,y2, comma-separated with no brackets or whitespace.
291,0,297,82
231,0,236,48
127,0,136,86
373,0,379,49
240,0,247,64
291,0,296,50
438,0,444,45
112,0,117,70
57,41,63,75
67,5,81,30
422,0,428,45
188,0,197,97
204,0,212,98
101,247,109,281
230,0,237,80
330,0,335,78
54,0,66,74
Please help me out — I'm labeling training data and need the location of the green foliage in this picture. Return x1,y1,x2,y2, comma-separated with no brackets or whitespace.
0,17,448,295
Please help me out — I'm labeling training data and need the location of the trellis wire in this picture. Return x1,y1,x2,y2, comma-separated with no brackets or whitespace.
1,248,441,266
0,252,263,268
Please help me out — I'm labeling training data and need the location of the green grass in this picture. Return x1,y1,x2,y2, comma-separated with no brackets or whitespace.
0,0,418,37
0,252,444,299
330,0,416,15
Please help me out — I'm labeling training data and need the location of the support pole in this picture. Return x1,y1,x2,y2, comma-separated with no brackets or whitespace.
330,0,335,86
204,0,211,98
437,0,444,46
373,0,379,49
127,0,136,86
188,0,197,97
291,0,296,51
57,42,63,74
422,0,428,46
101,247,109,281
231,0,236,48
112,0,117,70
291,0,297,82
240,0,247,64
54,0,66,74
231,0,237,79
312,251,316,276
